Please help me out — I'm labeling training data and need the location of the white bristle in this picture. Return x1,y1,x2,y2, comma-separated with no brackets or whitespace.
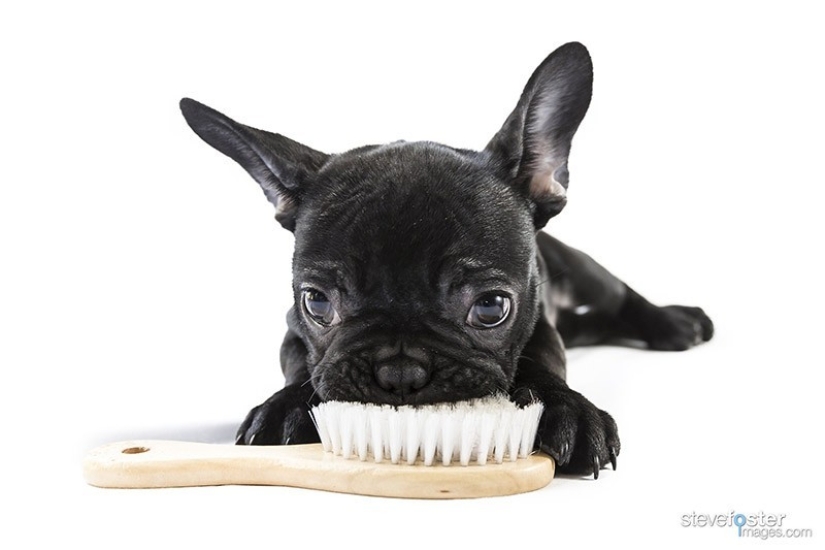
404,409,421,465
493,410,511,464
355,408,369,461
459,411,477,466
326,405,342,455
476,411,495,466
368,406,385,463
340,406,354,459
388,411,403,464
440,411,456,466
519,406,541,458
309,396,544,466
422,413,440,466
312,408,331,452
507,408,524,461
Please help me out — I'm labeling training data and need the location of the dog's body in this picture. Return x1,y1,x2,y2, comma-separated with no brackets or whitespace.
181,43,712,478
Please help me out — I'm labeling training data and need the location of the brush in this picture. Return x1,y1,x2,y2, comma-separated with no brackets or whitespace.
83,396,553,499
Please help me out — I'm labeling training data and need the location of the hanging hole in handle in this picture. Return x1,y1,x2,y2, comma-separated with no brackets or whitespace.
122,446,150,454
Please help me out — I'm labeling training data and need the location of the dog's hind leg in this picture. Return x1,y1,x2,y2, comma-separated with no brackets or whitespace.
537,232,714,350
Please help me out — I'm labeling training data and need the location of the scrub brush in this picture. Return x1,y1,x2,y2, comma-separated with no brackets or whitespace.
83,395,552,499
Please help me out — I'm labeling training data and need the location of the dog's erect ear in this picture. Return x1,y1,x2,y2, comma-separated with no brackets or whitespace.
485,42,593,228
180,98,329,231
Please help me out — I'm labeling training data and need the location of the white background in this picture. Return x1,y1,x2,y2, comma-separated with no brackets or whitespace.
1,1,823,548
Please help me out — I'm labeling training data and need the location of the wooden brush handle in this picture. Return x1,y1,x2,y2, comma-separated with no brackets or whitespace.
83,440,554,499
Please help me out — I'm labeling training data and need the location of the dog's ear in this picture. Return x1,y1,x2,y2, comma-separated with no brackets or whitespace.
485,42,593,228
180,98,328,231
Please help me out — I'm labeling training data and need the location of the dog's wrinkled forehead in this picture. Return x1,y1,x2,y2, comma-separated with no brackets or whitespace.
293,141,536,292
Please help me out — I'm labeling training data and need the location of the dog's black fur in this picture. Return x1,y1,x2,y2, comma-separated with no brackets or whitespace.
180,43,713,478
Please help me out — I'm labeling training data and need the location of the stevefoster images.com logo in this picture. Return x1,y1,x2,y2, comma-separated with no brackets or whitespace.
681,511,813,540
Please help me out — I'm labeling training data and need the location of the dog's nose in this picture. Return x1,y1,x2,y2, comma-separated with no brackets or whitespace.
374,358,429,395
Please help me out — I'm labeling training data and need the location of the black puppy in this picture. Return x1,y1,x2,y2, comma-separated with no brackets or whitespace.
180,42,712,478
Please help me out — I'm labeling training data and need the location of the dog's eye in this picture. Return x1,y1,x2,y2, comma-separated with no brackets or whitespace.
302,289,340,327
467,294,511,328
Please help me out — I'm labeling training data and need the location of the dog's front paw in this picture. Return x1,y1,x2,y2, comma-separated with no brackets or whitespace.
641,305,714,351
513,385,619,479
236,384,321,445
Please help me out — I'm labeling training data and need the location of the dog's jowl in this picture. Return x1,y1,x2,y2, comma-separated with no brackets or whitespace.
180,42,713,478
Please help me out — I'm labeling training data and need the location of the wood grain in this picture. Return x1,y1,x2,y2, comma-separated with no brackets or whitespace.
83,440,555,499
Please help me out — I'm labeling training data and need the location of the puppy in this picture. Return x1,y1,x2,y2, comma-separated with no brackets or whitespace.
180,42,713,478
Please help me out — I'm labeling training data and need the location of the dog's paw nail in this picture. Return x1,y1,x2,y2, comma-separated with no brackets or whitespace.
235,432,245,445
693,322,703,344
540,443,562,464
609,447,617,470
592,456,600,480
559,442,571,464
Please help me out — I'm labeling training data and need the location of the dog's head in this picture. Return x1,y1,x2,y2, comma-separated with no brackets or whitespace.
181,42,592,405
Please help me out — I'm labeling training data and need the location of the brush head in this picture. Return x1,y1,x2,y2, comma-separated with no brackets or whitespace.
310,395,543,466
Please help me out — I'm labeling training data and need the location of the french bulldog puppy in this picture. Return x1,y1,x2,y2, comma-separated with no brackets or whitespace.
180,42,713,478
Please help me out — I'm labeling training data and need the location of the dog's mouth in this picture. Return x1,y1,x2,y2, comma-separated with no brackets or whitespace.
310,353,510,407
